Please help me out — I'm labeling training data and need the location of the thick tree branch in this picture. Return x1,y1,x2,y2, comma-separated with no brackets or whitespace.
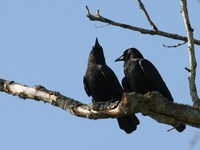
180,0,200,108
1,78,200,129
85,6,200,45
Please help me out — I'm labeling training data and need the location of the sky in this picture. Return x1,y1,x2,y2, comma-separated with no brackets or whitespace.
0,0,200,150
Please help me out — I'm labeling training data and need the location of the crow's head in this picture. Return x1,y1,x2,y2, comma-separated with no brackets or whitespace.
115,48,144,62
88,38,106,65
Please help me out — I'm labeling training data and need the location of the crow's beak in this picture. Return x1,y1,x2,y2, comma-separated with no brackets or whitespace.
115,55,124,62
95,37,100,47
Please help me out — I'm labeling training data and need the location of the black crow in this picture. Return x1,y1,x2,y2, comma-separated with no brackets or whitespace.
83,39,139,134
115,48,186,132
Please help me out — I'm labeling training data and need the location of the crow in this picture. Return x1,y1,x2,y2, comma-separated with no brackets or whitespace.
115,48,186,132
83,38,139,134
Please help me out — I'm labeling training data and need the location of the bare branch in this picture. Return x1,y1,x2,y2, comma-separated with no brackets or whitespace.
86,5,91,16
85,6,200,45
1,78,200,129
180,0,200,108
137,0,158,31
163,41,187,48
185,67,191,72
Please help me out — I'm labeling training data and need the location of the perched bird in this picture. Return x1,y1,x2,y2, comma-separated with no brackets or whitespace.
115,48,186,132
83,38,139,134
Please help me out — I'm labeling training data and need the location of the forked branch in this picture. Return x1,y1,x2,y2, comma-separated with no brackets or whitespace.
85,6,200,45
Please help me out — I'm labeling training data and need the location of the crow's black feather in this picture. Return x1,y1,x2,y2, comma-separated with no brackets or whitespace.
115,48,186,132
84,39,139,134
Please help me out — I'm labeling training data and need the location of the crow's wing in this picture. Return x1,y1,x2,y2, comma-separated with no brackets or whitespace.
99,65,123,98
122,77,132,92
83,76,91,97
139,59,174,101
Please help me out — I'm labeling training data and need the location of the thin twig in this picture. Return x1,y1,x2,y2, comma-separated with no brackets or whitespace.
185,67,191,72
137,0,158,31
85,6,200,45
180,0,200,108
163,41,187,48
86,5,90,16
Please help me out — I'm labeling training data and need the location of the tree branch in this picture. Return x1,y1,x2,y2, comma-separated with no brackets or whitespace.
1,78,200,130
163,41,187,48
85,6,200,46
137,0,158,31
180,0,200,108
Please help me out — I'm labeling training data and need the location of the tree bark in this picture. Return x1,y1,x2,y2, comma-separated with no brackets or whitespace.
1,78,200,129
85,6,200,45
180,0,200,108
